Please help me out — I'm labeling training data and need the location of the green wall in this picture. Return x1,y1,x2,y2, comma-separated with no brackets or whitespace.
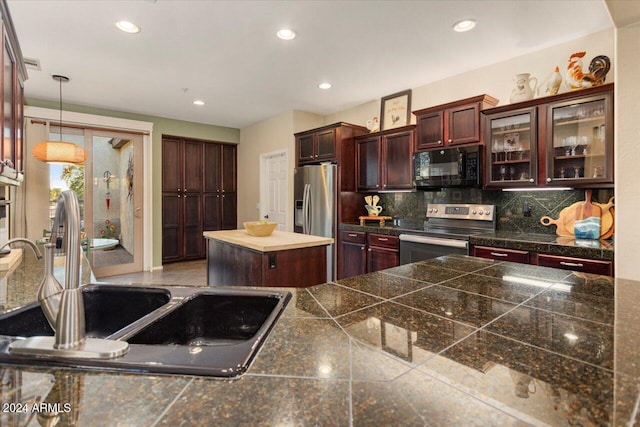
26,98,240,268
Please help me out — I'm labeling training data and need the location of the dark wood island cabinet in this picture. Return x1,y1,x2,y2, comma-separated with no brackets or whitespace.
205,230,333,287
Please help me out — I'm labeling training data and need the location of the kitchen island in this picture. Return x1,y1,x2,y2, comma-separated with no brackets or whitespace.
204,229,333,287
0,253,637,425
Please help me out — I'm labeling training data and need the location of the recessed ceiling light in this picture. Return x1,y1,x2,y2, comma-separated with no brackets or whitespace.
276,29,296,40
115,20,141,34
193,100,205,106
452,19,476,32
318,82,332,90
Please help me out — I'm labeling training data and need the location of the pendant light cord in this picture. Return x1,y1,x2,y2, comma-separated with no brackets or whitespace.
59,77,63,142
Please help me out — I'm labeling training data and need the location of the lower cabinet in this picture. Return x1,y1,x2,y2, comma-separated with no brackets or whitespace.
472,245,613,276
339,231,399,279
340,231,367,279
367,234,399,272
536,254,613,276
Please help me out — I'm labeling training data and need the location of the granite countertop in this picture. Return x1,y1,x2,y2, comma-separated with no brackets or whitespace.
340,222,614,261
0,254,637,425
0,247,94,312
203,229,333,252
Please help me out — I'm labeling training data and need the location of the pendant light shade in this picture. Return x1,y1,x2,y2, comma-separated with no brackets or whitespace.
33,141,87,164
32,75,87,165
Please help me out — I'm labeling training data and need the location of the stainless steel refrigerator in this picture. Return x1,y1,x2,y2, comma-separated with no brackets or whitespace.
294,163,337,281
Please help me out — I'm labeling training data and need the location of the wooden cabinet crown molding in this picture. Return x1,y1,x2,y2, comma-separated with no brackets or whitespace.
481,83,614,115
412,94,499,116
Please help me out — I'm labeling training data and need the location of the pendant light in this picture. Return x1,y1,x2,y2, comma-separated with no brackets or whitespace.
32,75,87,164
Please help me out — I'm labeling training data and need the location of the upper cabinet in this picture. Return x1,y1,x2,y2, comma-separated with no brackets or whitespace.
0,1,27,186
295,122,368,191
483,84,613,189
413,95,498,151
356,125,415,192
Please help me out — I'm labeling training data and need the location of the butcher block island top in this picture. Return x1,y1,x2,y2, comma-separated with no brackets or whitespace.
205,230,333,287
203,229,333,252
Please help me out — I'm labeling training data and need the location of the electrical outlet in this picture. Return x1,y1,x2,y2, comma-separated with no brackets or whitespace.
523,201,532,217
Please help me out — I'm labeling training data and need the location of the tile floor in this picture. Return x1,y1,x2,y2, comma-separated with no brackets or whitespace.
99,259,208,287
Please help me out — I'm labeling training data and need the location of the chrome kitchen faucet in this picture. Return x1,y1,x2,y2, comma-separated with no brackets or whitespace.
9,190,129,359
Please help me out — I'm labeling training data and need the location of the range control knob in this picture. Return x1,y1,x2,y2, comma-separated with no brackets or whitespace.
472,209,477,215
433,208,438,213
485,210,491,215
428,208,433,213
477,209,484,215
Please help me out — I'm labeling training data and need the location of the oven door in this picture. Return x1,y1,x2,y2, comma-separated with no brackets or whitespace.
399,234,469,265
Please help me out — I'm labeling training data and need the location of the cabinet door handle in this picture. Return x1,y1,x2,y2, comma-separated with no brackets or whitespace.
177,188,180,192
546,178,552,183
377,238,388,241
447,139,452,143
348,233,358,237
560,261,584,267
437,140,441,144
361,247,365,251
490,252,508,257
367,248,371,252
529,178,534,183
177,195,181,198
184,188,187,192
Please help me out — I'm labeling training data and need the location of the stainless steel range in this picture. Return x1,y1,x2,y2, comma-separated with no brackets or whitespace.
399,203,496,264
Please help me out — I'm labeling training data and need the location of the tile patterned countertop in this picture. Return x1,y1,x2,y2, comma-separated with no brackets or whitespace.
0,254,637,425
340,222,614,261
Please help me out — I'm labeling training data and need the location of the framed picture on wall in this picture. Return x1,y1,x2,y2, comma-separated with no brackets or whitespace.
380,89,412,130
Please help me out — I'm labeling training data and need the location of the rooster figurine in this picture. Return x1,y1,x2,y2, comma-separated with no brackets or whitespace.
566,52,611,90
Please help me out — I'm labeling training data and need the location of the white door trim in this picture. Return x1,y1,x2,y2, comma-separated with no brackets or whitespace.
259,149,289,231
24,106,154,272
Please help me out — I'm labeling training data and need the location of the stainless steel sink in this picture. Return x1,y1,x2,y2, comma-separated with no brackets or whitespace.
0,285,290,377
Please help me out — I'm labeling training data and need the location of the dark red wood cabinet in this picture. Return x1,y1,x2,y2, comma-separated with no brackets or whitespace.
339,230,399,279
367,233,399,273
162,136,237,263
482,84,614,189
356,125,415,192
339,231,367,279
0,1,26,184
413,95,498,151
472,244,613,276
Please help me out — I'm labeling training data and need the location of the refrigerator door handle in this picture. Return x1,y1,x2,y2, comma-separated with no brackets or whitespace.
302,183,311,234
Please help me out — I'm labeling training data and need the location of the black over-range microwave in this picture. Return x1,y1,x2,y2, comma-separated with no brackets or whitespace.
413,145,481,189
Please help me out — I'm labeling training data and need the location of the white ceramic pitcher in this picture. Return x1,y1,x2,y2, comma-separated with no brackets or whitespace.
510,73,538,103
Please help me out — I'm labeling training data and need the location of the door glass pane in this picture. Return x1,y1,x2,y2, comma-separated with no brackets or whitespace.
90,136,134,269
489,113,533,183
48,126,85,233
551,100,606,180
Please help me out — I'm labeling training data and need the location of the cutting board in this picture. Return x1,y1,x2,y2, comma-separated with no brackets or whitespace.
573,190,601,239
540,203,581,237
0,248,23,271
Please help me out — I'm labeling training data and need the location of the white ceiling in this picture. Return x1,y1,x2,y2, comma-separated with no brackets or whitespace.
7,0,613,129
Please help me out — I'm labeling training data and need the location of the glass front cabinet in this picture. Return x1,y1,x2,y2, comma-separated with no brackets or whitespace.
545,91,613,186
485,107,538,187
483,84,613,189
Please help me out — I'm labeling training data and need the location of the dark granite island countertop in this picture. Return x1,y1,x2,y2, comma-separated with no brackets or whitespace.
0,255,638,425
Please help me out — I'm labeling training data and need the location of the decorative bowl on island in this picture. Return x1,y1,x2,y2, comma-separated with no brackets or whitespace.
243,221,277,237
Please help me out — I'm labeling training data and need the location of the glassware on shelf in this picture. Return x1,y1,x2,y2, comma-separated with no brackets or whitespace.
592,166,604,178
559,167,566,178
573,166,581,178
509,166,516,180
499,165,507,181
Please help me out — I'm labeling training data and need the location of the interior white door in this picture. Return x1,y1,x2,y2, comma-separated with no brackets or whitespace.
263,151,287,230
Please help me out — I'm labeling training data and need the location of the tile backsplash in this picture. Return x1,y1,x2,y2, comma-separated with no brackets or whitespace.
373,188,614,235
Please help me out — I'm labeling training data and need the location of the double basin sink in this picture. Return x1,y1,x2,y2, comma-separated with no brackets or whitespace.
0,285,291,377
